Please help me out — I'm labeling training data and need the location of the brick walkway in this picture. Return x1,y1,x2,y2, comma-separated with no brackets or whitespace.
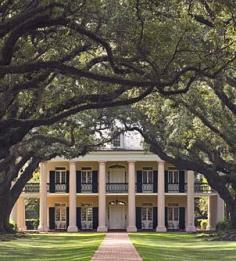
91,232,142,261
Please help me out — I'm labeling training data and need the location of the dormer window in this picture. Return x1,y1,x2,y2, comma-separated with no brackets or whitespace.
112,134,123,148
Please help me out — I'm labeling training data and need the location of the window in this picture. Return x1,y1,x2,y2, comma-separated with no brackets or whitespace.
168,170,179,184
112,134,121,147
142,170,153,184
81,206,93,229
141,207,153,229
55,170,67,184
55,203,67,229
81,170,92,184
168,207,179,221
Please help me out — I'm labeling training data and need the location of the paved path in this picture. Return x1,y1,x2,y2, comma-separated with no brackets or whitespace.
91,232,142,261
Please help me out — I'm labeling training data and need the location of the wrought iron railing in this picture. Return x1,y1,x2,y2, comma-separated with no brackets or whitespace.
81,183,93,193
106,183,128,193
167,183,187,192
55,183,67,192
24,183,40,193
194,183,213,193
142,183,154,193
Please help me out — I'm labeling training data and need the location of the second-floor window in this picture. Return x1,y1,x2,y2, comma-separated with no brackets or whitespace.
168,170,179,184
81,170,92,184
55,170,67,184
142,169,153,184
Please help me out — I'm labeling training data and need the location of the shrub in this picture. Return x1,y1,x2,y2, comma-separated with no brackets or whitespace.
216,220,230,231
200,219,208,230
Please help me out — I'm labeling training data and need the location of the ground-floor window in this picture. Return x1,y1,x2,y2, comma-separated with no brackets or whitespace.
55,203,67,230
81,206,93,229
141,207,153,229
167,207,179,230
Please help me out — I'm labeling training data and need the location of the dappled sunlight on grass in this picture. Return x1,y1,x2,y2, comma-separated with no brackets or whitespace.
129,232,236,261
0,233,104,261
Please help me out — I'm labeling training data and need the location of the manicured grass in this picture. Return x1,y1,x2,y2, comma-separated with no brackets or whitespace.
0,232,104,261
129,232,236,261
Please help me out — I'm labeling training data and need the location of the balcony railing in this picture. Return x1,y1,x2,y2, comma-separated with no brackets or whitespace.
81,183,93,193
142,183,154,193
167,183,187,193
24,183,40,193
194,183,213,193
55,183,67,193
106,183,128,193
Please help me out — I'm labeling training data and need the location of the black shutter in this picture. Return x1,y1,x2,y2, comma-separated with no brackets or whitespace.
179,171,185,193
153,207,157,229
76,207,81,229
179,207,185,230
66,207,69,228
92,171,98,193
66,170,70,193
137,171,142,193
49,171,55,193
93,207,98,229
76,171,81,193
165,171,168,193
136,207,142,229
49,207,55,230
165,207,168,228
153,171,158,193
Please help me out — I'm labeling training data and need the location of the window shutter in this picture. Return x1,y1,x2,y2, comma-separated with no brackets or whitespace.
66,170,70,193
93,207,98,229
92,171,98,193
153,171,158,193
49,207,55,230
179,207,185,230
76,207,81,229
179,171,185,193
165,207,168,228
136,207,142,229
49,171,55,193
76,171,81,193
165,171,168,193
153,207,157,229
66,207,69,228
136,171,142,193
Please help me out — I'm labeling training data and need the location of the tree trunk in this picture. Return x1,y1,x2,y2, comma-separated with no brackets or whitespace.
228,203,236,229
0,188,14,233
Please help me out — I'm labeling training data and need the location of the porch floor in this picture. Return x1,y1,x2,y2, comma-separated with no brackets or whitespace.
91,232,142,261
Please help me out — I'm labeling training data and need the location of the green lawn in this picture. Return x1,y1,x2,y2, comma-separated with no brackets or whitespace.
130,232,236,261
0,233,104,261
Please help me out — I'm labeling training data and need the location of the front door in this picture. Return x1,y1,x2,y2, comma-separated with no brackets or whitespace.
167,207,179,230
109,205,126,229
141,207,153,229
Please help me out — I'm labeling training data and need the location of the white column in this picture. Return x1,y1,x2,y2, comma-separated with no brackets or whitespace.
216,195,225,223
10,181,17,224
97,161,107,232
17,196,26,231
207,195,216,231
186,170,196,232
67,161,78,232
127,161,137,232
38,162,48,232
156,161,167,232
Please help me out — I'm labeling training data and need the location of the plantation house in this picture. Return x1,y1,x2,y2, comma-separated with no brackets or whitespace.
12,132,224,232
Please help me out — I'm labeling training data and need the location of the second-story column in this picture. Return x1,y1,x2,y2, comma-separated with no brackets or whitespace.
156,161,167,232
38,162,48,232
127,161,137,232
97,161,107,232
186,170,196,232
67,161,78,232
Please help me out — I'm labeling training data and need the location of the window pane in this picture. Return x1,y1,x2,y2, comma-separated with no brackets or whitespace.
55,172,60,183
174,208,179,221
141,208,146,220
87,208,93,221
87,172,92,183
55,208,60,221
61,208,66,221
61,172,66,184
81,172,86,183
147,208,152,220
168,208,172,220
148,171,153,183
